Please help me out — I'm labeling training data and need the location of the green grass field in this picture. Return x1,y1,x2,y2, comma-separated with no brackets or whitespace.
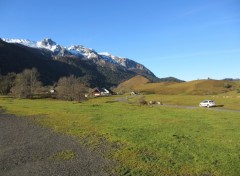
0,96,240,175
143,93,240,110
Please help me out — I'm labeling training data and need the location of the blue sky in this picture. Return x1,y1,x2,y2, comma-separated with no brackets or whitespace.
1,0,240,81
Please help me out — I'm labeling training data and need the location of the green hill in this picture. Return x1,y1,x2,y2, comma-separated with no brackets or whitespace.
116,78,240,95
114,75,150,93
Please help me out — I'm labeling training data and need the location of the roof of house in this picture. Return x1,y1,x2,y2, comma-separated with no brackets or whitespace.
93,88,111,93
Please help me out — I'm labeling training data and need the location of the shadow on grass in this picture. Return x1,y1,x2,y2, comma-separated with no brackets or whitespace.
215,105,224,107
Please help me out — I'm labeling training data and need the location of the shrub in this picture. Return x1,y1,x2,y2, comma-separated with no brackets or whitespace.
138,96,147,105
237,89,240,93
224,83,232,89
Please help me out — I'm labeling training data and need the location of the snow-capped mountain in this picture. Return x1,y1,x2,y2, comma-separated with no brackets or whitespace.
99,52,150,73
3,38,71,57
68,45,98,59
2,39,37,48
2,38,155,77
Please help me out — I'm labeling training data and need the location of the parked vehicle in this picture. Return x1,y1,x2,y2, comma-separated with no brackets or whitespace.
199,100,216,108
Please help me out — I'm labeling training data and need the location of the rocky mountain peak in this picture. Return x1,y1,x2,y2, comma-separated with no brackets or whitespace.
39,38,56,47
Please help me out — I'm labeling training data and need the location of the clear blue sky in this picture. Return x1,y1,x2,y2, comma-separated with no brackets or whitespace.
1,0,240,81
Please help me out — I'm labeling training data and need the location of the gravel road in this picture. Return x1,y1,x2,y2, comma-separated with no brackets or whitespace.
0,110,114,176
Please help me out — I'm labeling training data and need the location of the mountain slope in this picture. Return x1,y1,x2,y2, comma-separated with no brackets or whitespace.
2,38,157,81
0,39,137,87
114,75,150,93
159,80,231,95
0,40,82,84
115,77,235,95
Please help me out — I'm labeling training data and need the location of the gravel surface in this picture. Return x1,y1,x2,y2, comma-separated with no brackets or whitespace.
0,111,114,176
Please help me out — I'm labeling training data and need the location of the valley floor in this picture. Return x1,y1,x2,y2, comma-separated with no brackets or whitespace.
0,96,239,175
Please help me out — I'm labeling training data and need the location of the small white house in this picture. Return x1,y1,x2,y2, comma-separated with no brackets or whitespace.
92,88,112,96
49,89,56,94
130,91,137,95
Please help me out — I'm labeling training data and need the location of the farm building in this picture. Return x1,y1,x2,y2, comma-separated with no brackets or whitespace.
92,88,113,96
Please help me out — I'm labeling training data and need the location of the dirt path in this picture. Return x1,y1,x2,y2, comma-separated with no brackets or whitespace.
0,111,114,176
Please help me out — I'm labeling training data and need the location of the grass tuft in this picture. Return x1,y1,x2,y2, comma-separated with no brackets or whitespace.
49,150,76,161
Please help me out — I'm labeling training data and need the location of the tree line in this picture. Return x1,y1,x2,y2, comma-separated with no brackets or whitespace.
0,68,88,101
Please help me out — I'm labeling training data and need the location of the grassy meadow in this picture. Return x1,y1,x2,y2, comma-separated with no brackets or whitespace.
0,95,240,175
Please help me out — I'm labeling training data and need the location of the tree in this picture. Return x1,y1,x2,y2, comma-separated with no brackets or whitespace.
11,68,42,98
56,75,87,102
0,72,16,94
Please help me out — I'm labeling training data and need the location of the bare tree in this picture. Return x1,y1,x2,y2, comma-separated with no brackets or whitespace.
11,68,42,98
56,75,87,102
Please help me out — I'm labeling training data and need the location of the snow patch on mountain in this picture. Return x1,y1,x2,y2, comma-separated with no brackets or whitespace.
36,38,58,52
68,45,99,59
99,52,144,69
2,38,37,48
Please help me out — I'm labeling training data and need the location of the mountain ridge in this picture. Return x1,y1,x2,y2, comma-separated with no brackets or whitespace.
0,38,185,87
0,39,152,87
2,38,155,78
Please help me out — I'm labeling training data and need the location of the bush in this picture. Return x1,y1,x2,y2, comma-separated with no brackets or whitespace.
237,89,240,93
224,83,232,89
138,96,148,105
